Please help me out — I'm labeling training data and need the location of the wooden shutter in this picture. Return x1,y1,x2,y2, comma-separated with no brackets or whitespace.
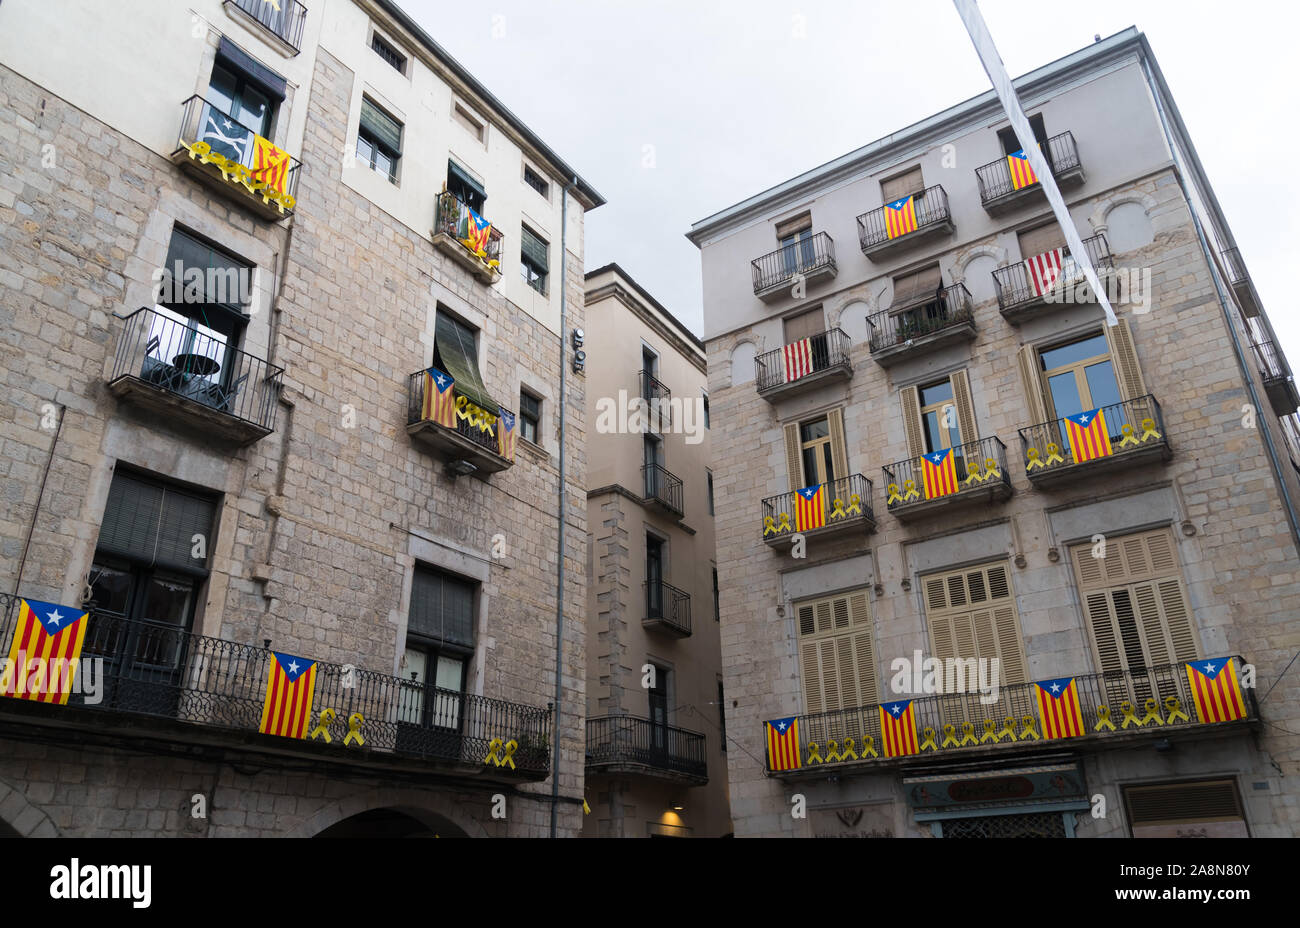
783,306,825,343
797,590,878,718
900,386,925,459
881,166,924,203
923,562,1026,685
775,212,812,239
949,370,979,450
1104,318,1148,401
783,422,803,492
1017,343,1050,425
1017,221,1066,258
891,264,942,307
827,407,849,480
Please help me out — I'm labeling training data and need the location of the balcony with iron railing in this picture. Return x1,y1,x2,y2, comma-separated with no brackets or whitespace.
1252,341,1300,416
761,473,876,546
586,715,708,784
754,328,853,401
993,233,1114,323
0,593,552,781
643,580,691,638
642,463,684,516
107,307,283,445
171,96,302,221
752,232,837,301
882,436,1011,522
857,185,956,259
764,657,1257,777
867,283,975,366
223,0,308,53
975,132,1084,214
1019,395,1171,488
433,190,504,284
1221,247,1261,317
406,370,515,475
638,369,673,431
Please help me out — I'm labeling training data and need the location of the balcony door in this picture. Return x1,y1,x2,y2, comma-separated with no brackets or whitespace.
783,306,829,372
799,416,836,488
643,434,664,498
645,536,664,620
648,665,669,758
919,379,965,476
998,113,1047,156
1040,332,1126,454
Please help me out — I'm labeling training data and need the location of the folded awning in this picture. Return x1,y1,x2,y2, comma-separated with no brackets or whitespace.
448,160,487,203
434,313,497,413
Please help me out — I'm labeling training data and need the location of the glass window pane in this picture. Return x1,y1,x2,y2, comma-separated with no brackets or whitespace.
208,65,238,115
356,135,373,163
1084,360,1122,411
435,655,463,691
822,444,834,484
1049,371,1083,419
88,564,132,615
923,410,943,453
237,85,270,137
801,447,817,486
800,417,829,443
404,647,427,684
919,380,954,407
1040,334,1108,372
375,149,392,180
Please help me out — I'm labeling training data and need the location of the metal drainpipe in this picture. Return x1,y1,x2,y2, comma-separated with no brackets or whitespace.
12,403,65,598
1140,57,1300,549
550,176,577,837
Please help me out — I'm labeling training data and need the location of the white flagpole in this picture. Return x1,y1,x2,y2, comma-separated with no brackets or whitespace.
952,0,1117,326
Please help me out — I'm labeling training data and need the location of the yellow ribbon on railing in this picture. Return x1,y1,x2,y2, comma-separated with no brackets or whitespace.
902,479,920,501
830,498,847,520
846,494,861,515
998,717,1018,742
920,727,938,752
1140,418,1162,442
764,513,793,536
984,457,1001,480
959,722,978,746
964,461,984,486
1025,447,1044,471
1019,715,1040,741
499,739,518,770
1165,696,1190,724
979,719,999,743
345,712,365,746
1119,701,1142,729
1118,422,1139,448
860,735,878,758
840,736,858,761
806,741,823,765
886,483,903,504
824,739,841,763
941,724,959,747
456,394,499,433
1140,699,1165,727
484,738,504,766
309,707,336,743
1045,443,1065,465
1094,705,1116,732
181,139,295,213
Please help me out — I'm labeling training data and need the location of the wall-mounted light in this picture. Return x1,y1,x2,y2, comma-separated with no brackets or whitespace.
445,459,477,479
571,328,585,374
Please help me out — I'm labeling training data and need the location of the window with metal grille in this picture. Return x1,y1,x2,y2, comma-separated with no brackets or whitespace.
523,165,549,198
370,32,406,73
520,225,548,294
1123,779,1246,832
357,97,402,183
940,812,1066,838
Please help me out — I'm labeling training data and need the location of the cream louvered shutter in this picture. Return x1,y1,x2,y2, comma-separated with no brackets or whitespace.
1017,344,1050,425
797,590,878,733
784,422,803,492
950,370,979,451
923,562,1026,685
900,386,926,459
1104,318,1148,401
827,407,849,481
881,166,925,203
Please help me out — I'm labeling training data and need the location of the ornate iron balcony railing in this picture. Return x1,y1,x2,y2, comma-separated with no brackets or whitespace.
1252,340,1292,383
765,657,1256,774
644,579,691,636
975,132,1081,205
751,232,836,294
434,190,504,273
760,473,875,540
225,0,308,50
754,327,852,393
586,715,707,780
1019,394,1168,478
0,593,552,776
1221,247,1249,287
642,462,684,515
993,233,1113,315
882,435,1010,512
857,185,953,250
638,369,673,430
867,283,974,353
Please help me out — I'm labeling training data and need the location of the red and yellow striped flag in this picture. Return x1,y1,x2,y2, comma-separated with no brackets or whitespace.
1007,149,1038,190
421,367,457,427
251,134,291,194
259,651,318,739
1185,658,1248,724
766,717,801,771
1064,408,1113,463
794,485,826,531
0,599,89,705
1034,677,1086,739
497,407,517,460
884,195,918,239
921,449,959,499
879,700,919,757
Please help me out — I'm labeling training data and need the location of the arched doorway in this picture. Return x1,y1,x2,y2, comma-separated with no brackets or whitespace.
314,806,468,838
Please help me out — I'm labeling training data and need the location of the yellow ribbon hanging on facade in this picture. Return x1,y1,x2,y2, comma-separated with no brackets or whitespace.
806,741,823,764
840,736,858,761
824,739,841,763
846,494,861,515
829,498,847,520
1118,423,1139,448
941,724,959,747
998,717,1018,742
964,461,983,485
309,707,336,743
902,480,920,501
1140,418,1162,442
1025,447,1044,470
1140,699,1165,727
456,395,498,433
181,139,295,212
499,739,518,770
1045,443,1065,465
860,735,878,758
979,719,999,743
886,483,903,504
920,727,938,752
959,722,978,746
1119,701,1142,729
1094,705,1116,731
1019,715,1040,741
984,457,1001,480
763,516,779,537
344,712,365,746
484,737,504,766
1164,696,1190,724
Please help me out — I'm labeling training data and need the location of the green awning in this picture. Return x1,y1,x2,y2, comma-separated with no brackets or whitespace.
435,313,497,413
360,97,402,155
448,160,487,202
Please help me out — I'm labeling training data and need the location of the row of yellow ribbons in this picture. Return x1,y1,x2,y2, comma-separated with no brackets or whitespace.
308,708,367,745
762,494,862,536
1026,418,1162,471
181,140,296,213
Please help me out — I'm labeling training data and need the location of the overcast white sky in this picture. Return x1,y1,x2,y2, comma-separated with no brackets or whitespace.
412,0,1300,360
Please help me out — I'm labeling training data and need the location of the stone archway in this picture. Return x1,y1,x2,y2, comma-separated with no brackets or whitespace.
314,806,468,838
0,776,61,837
289,786,487,838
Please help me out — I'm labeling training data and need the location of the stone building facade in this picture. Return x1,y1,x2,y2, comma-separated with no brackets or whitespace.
689,30,1300,837
0,0,600,837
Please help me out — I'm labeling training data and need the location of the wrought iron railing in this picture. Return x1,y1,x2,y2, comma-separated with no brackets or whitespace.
1221,247,1249,287
1252,341,1292,383
751,232,836,294
642,463,684,515
225,0,308,50
586,715,707,779
434,190,504,273
975,132,1081,204
111,307,283,433
760,473,874,540
639,369,673,430
0,593,552,775
767,657,1255,773
1019,395,1166,477
175,95,302,215
993,233,1113,313
754,327,852,392
867,283,973,352
882,435,1010,511
644,580,691,636
406,370,513,458
857,185,952,250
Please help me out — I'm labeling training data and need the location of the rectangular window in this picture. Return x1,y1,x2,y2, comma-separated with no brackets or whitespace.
707,470,715,515
370,32,406,73
880,165,924,203
453,102,485,143
717,679,727,751
401,566,476,729
520,225,549,294
433,308,498,415
519,390,541,444
357,97,402,183
447,160,486,213
783,306,825,345
702,392,710,429
1123,779,1249,838
999,113,1047,155
797,590,877,731
712,567,720,622
523,165,549,198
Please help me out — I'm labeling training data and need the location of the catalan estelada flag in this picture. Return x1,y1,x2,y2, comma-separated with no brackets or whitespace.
921,448,959,499
0,599,89,705
464,207,493,257
497,407,517,460
766,717,801,771
1035,677,1086,739
783,337,813,382
422,367,457,427
1007,149,1038,190
251,134,291,194
1064,408,1113,463
884,195,918,239
259,651,318,739
879,700,919,757
794,484,826,531
1185,658,1249,724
